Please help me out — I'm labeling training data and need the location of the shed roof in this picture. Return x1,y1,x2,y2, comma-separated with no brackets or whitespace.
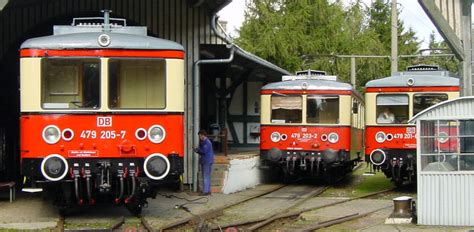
408,96,474,123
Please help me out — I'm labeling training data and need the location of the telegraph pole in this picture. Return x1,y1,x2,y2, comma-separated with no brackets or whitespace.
391,0,398,73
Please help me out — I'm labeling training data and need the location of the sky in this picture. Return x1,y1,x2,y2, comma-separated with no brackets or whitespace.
218,0,443,50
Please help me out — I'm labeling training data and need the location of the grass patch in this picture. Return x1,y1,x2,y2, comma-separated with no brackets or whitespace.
65,222,111,230
320,164,394,198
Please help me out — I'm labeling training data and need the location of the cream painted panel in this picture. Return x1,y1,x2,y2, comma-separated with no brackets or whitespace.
260,95,271,124
166,59,184,112
101,58,108,109
448,91,460,100
302,95,307,124
365,93,377,126
339,95,351,125
21,58,42,112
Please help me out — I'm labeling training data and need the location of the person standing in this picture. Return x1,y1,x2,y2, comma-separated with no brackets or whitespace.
194,130,214,196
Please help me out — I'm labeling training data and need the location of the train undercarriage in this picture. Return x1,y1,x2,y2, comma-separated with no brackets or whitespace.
368,149,416,187
261,148,360,183
22,155,183,215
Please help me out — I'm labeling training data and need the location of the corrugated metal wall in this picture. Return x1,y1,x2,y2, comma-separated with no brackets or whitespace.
0,0,226,183
414,97,474,226
418,174,474,225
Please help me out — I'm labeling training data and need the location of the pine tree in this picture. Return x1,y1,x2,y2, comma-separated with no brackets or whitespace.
236,0,429,89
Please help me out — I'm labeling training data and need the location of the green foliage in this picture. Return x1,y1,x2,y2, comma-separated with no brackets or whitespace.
235,0,456,91
419,31,460,73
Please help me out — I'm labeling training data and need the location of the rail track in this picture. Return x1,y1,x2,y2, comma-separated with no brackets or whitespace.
161,185,395,231
157,183,328,231
52,178,397,231
52,183,287,232
55,215,154,232
248,187,395,231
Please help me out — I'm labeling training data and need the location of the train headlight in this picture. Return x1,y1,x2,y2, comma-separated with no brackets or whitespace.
98,34,111,47
148,125,166,143
41,154,68,181
370,149,386,166
143,153,170,180
438,132,448,144
328,133,339,143
42,125,61,144
375,132,386,143
270,132,281,142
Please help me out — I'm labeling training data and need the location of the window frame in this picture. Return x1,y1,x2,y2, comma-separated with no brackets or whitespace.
413,93,448,117
375,94,409,125
40,57,101,110
270,94,303,124
306,94,340,124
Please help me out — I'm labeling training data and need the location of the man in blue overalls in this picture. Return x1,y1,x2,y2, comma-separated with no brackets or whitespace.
195,130,214,196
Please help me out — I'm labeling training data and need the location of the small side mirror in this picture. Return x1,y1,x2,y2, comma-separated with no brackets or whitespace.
352,102,358,114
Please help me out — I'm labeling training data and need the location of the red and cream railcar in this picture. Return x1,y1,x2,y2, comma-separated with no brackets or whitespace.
365,65,459,186
260,71,364,182
19,12,184,215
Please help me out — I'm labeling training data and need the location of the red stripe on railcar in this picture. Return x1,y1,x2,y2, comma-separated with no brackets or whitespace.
365,86,459,93
260,90,352,95
20,114,184,159
20,49,185,59
260,125,351,151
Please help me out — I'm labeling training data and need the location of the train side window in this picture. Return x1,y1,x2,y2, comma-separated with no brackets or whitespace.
271,95,302,123
41,58,100,109
376,94,408,124
109,59,166,109
306,95,339,124
413,93,448,116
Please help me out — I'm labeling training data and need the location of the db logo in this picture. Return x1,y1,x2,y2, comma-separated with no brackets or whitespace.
406,127,415,134
97,117,112,127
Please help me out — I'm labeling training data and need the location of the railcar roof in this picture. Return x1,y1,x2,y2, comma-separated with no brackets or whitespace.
21,32,184,51
365,71,459,87
262,79,353,91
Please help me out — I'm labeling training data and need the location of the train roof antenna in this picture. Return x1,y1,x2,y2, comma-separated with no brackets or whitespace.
101,9,112,32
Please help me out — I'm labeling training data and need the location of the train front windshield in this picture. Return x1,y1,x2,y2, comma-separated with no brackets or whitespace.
109,59,166,109
307,95,339,124
413,94,448,115
376,94,409,124
41,58,101,109
271,95,302,123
